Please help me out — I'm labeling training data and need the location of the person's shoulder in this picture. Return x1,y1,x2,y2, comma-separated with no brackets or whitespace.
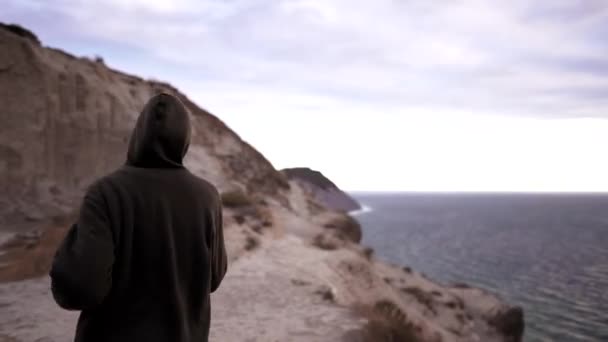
184,171,221,198
85,167,130,193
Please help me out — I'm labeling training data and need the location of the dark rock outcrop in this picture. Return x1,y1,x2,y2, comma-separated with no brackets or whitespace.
282,167,361,212
488,306,525,342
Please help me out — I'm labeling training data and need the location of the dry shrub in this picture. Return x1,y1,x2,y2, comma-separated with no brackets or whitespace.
233,215,245,225
314,285,335,303
312,234,340,251
290,279,311,287
443,295,464,311
256,206,274,228
353,300,423,342
0,215,74,282
362,247,374,261
487,307,525,342
229,201,274,232
455,313,466,324
323,213,362,243
401,287,436,315
244,235,259,251
221,189,253,208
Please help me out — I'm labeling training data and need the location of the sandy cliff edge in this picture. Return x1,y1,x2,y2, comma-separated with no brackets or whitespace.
0,23,523,342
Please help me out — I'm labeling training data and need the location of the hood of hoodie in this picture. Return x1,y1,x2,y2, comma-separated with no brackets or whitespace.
126,93,192,168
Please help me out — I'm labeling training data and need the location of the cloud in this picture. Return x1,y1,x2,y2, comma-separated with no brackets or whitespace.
3,0,608,191
3,0,608,119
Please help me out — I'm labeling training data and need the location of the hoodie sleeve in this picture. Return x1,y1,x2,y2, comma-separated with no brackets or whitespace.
50,182,115,310
210,200,228,293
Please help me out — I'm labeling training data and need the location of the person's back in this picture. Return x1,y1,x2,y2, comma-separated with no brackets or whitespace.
50,93,228,342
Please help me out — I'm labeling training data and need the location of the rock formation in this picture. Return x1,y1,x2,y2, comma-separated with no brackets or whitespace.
0,23,523,342
283,167,361,212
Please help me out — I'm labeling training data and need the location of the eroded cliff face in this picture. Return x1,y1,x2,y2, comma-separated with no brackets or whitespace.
0,23,289,228
0,23,523,342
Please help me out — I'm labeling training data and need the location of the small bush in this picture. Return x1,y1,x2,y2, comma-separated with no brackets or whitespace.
362,247,374,261
230,202,274,230
314,286,335,302
401,287,436,315
291,279,311,286
255,207,274,228
455,313,466,324
233,215,245,225
353,300,422,342
323,214,362,243
312,234,339,250
221,190,252,208
244,235,259,251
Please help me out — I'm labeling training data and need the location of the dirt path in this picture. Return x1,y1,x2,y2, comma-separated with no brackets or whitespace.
0,236,363,342
0,276,79,341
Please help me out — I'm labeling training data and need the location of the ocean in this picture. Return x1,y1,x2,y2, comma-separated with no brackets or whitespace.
351,193,608,342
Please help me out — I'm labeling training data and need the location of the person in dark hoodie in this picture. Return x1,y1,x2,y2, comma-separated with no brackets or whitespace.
49,93,228,342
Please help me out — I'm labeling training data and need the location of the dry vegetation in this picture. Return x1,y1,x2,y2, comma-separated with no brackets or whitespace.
323,214,362,243
0,216,73,282
401,287,437,315
244,234,260,251
220,189,253,208
362,247,375,261
313,285,335,303
312,233,340,251
354,300,424,342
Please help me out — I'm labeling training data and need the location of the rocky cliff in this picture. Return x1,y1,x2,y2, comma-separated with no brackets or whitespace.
0,23,523,342
283,167,362,212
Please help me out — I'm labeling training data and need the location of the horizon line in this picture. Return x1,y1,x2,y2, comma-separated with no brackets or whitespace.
346,190,608,195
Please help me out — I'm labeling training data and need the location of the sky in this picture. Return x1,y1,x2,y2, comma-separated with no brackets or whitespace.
3,0,608,192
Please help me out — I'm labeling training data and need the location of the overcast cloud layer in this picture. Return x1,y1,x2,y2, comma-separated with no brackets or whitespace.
3,1,608,191
5,0,608,118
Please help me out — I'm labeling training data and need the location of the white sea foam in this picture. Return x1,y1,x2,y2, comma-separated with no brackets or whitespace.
349,204,373,216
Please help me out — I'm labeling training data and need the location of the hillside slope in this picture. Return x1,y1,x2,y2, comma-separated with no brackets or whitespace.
0,23,523,342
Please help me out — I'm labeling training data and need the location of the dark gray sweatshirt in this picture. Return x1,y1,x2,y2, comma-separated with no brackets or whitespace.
50,93,228,342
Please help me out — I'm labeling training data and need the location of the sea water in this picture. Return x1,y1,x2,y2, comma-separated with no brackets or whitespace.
352,193,608,342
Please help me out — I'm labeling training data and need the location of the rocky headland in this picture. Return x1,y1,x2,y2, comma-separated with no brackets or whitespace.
0,23,524,342
282,167,362,213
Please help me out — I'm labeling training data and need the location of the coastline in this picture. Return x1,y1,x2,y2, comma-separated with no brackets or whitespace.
349,204,374,216
0,23,524,342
